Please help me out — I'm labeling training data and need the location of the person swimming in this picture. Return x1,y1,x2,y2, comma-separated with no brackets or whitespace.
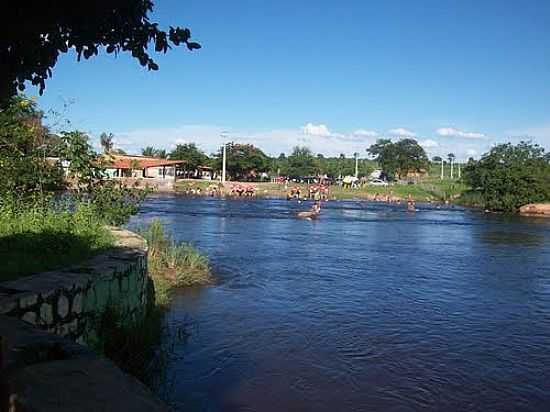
407,193,416,212
311,200,321,214
297,200,321,219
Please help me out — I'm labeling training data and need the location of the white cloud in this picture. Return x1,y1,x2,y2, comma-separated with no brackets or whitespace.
419,139,439,148
388,128,416,137
353,129,378,138
112,137,133,146
112,124,378,157
466,149,477,156
301,123,331,137
436,127,485,139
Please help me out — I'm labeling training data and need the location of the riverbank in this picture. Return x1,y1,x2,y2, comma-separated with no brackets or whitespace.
175,178,468,203
0,199,115,281
1,222,214,410
0,227,168,411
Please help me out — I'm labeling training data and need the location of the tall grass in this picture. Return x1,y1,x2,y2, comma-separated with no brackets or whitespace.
0,196,114,280
95,219,213,390
139,219,213,290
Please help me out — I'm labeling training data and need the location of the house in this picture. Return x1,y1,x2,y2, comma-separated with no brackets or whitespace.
103,155,186,180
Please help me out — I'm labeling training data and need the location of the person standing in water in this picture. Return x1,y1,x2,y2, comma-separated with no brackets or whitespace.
407,193,416,212
310,200,321,214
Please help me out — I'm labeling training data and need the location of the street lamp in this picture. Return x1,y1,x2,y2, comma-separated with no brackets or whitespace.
220,131,229,183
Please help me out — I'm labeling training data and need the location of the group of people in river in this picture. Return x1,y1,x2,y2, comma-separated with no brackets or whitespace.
181,182,424,216
229,184,257,197
286,184,330,201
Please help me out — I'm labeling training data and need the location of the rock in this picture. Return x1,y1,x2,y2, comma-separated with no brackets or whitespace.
0,297,18,314
40,303,54,326
72,293,83,314
19,293,38,309
22,312,37,325
58,295,69,318
519,203,550,217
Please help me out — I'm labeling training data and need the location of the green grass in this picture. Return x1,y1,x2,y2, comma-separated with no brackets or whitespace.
0,198,114,281
175,179,218,193
138,219,213,292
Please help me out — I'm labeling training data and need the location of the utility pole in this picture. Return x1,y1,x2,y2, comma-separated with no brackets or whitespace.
450,158,454,179
458,162,461,179
222,143,227,183
440,159,444,180
354,152,359,178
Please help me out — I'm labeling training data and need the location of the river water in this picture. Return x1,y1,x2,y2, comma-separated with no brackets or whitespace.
131,196,550,411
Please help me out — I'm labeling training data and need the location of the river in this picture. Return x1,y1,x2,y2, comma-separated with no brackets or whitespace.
130,196,550,411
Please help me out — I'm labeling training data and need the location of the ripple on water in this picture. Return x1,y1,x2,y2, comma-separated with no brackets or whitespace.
130,197,550,412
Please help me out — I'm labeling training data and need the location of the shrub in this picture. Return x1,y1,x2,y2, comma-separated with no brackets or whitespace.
139,219,212,288
463,142,550,212
0,195,114,280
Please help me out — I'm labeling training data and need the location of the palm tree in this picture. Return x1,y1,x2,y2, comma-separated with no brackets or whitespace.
433,156,443,179
100,132,114,154
447,153,455,179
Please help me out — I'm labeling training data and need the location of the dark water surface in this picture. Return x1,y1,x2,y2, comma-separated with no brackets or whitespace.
131,196,550,411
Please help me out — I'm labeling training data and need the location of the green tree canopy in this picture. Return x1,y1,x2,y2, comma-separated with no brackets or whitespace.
142,146,168,159
286,146,319,177
367,138,428,179
1,1,200,106
214,143,269,180
0,96,64,195
169,143,208,170
100,132,114,154
463,142,550,212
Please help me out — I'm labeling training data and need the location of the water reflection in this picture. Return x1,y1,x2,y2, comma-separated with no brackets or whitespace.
130,196,550,412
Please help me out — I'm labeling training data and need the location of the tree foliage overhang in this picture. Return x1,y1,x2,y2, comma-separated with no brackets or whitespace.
1,0,200,107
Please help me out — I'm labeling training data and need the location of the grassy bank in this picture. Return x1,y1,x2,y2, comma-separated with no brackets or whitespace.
95,219,212,386
175,178,468,202
252,178,468,202
139,219,213,301
175,179,217,193
0,197,115,281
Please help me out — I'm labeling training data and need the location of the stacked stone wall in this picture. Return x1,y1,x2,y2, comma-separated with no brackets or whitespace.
0,227,149,345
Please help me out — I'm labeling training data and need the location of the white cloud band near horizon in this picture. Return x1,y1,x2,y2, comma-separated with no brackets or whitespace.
436,127,486,139
98,122,550,161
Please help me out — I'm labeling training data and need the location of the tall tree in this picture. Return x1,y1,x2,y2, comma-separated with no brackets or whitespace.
1,1,200,106
141,146,156,157
99,132,114,154
0,96,65,195
142,146,167,158
286,146,319,177
367,138,428,179
463,142,550,212
169,143,208,171
213,143,269,180
432,156,444,179
447,153,456,178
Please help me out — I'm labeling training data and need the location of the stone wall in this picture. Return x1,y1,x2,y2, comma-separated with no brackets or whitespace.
0,228,168,411
1,315,167,412
0,227,150,345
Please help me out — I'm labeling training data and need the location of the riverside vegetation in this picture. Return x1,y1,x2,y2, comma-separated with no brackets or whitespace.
92,219,212,385
0,95,213,389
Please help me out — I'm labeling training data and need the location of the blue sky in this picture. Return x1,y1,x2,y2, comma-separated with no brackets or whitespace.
32,0,550,159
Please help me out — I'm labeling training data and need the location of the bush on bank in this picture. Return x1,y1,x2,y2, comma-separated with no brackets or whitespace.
0,195,114,280
139,219,213,290
462,142,550,212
